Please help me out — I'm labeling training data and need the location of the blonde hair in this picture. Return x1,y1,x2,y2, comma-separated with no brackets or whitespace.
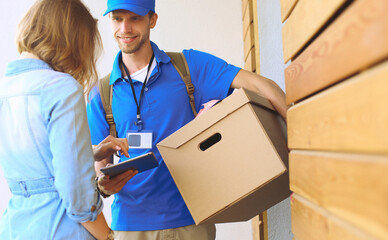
16,0,102,96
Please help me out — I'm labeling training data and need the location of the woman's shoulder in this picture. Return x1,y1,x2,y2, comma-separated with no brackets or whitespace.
40,69,82,93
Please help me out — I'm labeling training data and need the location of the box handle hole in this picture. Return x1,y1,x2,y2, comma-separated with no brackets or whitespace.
199,133,222,151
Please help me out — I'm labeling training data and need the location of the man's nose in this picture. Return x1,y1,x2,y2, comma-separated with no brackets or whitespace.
121,21,132,33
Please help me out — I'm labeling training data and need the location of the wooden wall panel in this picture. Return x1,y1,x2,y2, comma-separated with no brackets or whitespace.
259,212,268,240
291,194,376,240
290,151,388,239
280,0,298,22
285,0,388,104
242,0,249,19
252,212,268,240
244,24,254,61
243,0,253,39
287,60,388,154
282,0,348,63
244,47,256,72
252,215,261,239
251,0,260,73
243,1,263,238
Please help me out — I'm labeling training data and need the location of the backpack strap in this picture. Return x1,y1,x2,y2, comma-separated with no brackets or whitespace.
98,52,196,139
167,52,197,117
98,74,117,138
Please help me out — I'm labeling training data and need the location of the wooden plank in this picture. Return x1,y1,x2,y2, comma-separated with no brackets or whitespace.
252,0,260,73
250,3,263,239
244,23,254,61
242,0,249,19
251,213,268,240
285,0,388,104
252,215,261,239
280,0,298,23
290,150,388,239
259,211,268,240
291,194,377,240
287,60,388,154
243,0,253,41
282,0,348,63
244,47,256,72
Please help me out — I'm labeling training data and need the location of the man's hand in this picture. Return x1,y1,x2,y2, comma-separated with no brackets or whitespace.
97,167,138,196
93,135,129,162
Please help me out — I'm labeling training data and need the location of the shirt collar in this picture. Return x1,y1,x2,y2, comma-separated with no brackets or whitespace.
109,41,171,85
5,58,53,77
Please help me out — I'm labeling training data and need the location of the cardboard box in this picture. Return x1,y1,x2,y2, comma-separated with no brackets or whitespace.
157,88,290,225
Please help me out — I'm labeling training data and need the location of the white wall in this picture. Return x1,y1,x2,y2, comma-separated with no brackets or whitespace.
0,0,254,239
85,0,245,78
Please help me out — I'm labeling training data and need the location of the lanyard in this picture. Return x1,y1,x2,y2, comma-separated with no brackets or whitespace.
121,54,155,131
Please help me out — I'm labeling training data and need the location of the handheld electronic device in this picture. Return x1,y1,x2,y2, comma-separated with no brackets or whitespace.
100,152,158,178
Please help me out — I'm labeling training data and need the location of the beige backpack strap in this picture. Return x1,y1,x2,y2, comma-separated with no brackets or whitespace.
98,74,117,138
167,52,197,116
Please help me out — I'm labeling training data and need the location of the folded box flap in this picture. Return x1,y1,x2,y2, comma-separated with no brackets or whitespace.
157,88,276,149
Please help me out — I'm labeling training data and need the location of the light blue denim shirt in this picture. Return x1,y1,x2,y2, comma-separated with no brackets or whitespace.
0,58,102,239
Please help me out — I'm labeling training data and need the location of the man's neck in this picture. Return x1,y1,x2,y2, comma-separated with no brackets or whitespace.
121,42,154,76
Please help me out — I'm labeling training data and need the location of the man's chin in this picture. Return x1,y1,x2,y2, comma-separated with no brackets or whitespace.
117,38,146,54
121,49,137,54
118,45,133,54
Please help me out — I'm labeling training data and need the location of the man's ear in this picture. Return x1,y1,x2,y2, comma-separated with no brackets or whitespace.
150,13,158,29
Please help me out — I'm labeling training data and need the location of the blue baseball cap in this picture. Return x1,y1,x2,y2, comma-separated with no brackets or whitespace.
103,0,155,16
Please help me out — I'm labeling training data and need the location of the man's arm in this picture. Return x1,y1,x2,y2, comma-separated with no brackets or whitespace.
231,69,287,121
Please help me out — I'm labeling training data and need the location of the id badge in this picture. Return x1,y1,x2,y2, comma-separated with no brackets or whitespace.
127,130,153,149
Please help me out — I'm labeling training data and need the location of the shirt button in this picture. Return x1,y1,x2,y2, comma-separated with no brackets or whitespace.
145,88,149,91
90,205,96,212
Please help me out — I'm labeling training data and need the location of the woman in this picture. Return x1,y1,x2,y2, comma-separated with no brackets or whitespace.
0,0,136,239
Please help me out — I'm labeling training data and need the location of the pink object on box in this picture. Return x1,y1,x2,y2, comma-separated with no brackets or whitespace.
196,100,220,118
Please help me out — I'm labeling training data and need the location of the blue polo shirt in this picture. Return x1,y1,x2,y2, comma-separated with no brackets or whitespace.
87,42,241,231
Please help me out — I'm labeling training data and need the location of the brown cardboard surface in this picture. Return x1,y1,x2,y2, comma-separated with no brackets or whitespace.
158,88,275,149
204,171,291,224
157,89,290,224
